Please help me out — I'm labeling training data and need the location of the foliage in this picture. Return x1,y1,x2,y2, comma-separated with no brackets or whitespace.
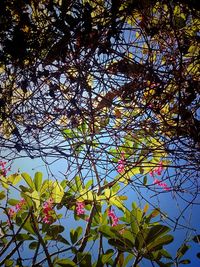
0,0,200,266
0,169,187,266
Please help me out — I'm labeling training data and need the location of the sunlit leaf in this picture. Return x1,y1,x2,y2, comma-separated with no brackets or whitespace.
22,173,35,190
52,181,64,203
7,173,21,185
33,172,43,192
54,258,76,267
8,199,19,206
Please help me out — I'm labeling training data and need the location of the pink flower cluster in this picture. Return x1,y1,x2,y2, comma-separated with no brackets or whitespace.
117,151,125,173
149,161,170,191
7,199,26,223
149,161,163,177
76,202,85,215
42,198,54,224
108,209,119,227
153,179,170,191
0,160,11,177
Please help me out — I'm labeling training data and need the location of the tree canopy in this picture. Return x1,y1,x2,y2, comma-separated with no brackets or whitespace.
0,0,200,266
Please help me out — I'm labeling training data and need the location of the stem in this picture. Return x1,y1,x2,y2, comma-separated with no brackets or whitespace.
132,254,141,267
113,250,121,267
30,211,53,267
0,241,23,266
0,209,31,258
32,241,40,266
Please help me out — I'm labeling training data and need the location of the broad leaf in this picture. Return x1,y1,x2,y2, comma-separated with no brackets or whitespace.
146,235,174,252
52,181,64,203
22,172,35,190
176,244,190,259
55,258,76,267
145,225,171,245
0,190,6,200
33,172,43,191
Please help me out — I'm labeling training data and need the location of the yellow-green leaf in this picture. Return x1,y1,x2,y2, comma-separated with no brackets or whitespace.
52,181,64,203
22,173,35,190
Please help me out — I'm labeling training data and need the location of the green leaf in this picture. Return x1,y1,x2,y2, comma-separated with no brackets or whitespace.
27,190,40,209
101,249,114,264
19,185,31,193
135,230,148,250
22,173,35,190
16,233,35,241
47,225,65,238
4,259,14,267
179,259,191,264
21,192,33,207
145,225,171,245
0,190,6,200
54,258,76,267
122,254,134,267
176,244,190,259
8,199,20,206
60,180,67,189
104,188,111,198
75,176,83,191
108,238,132,252
16,215,35,235
143,176,147,185
29,241,38,250
99,225,117,239
7,173,21,185
40,180,53,196
0,176,9,189
63,129,74,138
70,226,82,244
57,234,70,245
77,252,92,267
160,249,173,259
52,181,64,203
146,235,174,252
109,196,125,211
85,179,93,189
33,172,43,191
130,205,143,236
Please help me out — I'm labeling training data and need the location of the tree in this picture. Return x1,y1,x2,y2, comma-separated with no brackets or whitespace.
0,0,199,266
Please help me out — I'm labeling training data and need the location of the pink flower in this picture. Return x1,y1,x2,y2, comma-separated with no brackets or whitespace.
42,198,54,224
15,198,26,211
149,161,164,177
42,215,52,224
76,202,85,215
8,207,15,218
0,160,11,177
7,198,26,227
117,151,125,173
153,179,170,191
8,198,26,218
108,209,119,227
